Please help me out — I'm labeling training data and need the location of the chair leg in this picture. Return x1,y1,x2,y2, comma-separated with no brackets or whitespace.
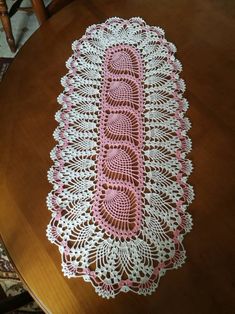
31,0,48,25
0,0,16,53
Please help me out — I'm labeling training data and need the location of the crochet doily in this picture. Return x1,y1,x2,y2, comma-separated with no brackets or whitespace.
46,17,194,298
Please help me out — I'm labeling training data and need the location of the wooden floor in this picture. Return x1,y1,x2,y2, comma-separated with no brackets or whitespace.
0,0,234,313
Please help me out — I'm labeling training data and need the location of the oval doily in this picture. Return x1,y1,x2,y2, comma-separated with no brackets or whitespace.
46,17,194,299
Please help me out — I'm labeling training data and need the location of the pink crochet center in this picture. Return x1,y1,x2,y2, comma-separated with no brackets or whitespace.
92,45,144,239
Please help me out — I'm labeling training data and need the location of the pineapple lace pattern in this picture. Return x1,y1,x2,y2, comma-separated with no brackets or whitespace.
46,17,194,298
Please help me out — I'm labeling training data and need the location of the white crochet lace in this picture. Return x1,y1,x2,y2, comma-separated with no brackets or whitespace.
46,17,194,298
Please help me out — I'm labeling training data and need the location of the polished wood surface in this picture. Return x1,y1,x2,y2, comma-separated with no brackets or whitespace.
0,1,234,313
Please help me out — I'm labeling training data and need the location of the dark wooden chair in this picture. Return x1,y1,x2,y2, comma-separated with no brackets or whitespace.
0,0,47,52
0,0,74,53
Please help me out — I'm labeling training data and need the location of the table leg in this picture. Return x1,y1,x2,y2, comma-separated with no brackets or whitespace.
0,0,16,53
31,0,48,25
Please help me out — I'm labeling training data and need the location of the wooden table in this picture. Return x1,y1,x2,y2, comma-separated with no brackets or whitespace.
0,1,234,313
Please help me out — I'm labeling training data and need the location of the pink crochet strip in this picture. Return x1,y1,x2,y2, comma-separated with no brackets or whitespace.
92,45,144,238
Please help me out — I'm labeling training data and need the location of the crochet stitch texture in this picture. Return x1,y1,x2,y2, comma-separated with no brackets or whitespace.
46,17,194,298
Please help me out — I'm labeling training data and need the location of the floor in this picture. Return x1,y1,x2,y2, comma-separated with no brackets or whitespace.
0,241,44,313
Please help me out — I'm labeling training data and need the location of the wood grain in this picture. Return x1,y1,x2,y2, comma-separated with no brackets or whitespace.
0,1,234,313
